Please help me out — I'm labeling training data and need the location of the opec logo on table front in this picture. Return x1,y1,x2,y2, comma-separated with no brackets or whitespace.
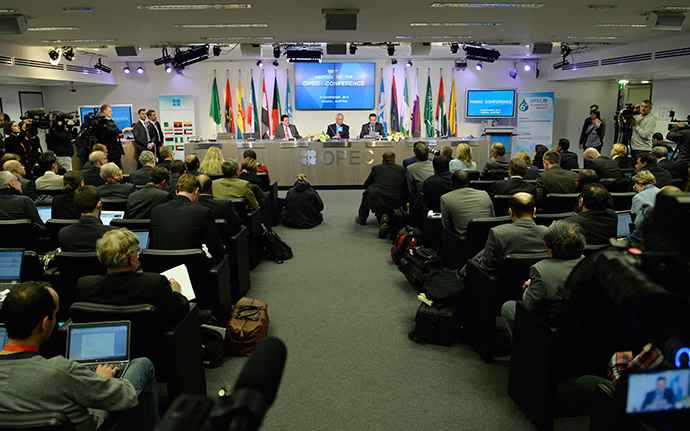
519,96,553,112
300,150,317,165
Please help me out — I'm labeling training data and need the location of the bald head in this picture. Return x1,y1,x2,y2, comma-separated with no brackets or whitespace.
197,174,213,195
3,160,22,174
583,148,600,162
89,151,106,167
509,192,536,219
185,154,200,171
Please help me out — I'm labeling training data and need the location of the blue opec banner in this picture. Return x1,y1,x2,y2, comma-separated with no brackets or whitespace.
515,92,554,157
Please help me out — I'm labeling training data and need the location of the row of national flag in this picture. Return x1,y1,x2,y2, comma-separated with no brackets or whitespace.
210,69,293,139
211,68,460,138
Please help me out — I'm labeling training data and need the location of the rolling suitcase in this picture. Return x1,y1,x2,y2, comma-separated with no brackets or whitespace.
398,246,444,291
409,303,457,346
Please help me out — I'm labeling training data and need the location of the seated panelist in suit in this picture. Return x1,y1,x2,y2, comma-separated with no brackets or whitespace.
125,166,172,219
149,174,225,261
98,162,136,199
274,115,302,140
326,113,350,140
59,185,118,252
491,158,538,197
359,113,386,139
76,228,190,330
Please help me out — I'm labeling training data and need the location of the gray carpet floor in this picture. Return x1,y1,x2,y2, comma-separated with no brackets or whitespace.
204,189,589,431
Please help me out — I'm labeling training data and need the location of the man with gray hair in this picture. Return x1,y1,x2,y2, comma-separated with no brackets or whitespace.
97,162,136,199
211,158,258,210
583,147,622,180
129,150,156,185
501,220,586,338
326,113,350,140
0,171,45,229
82,150,107,187
3,159,37,201
651,145,685,180
481,142,510,180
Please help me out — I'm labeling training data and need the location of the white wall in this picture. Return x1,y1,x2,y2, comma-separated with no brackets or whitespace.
651,78,690,137
0,85,45,121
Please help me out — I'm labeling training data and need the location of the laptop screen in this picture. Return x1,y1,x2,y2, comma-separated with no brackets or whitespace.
100,211,124,226
37,207,52,224
617,212,633,238
0,250,23,282
134,231,150,249
0,325,7,350
626,368,690,414
68,323,129,362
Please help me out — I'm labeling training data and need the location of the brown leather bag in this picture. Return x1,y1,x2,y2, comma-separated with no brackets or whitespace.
226,297,269,356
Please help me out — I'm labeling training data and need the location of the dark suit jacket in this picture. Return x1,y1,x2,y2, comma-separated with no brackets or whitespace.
197,194,243,233
634,165,674,189
481,155,509,179
166,175,181,195
642,388,675,410
125,184,172,219
273,123,302,139
491,177,537,196
98,182,137,200
402,156,417,168
132,120,151,156
422,171,452,212
146,121,164,150
523,163,539,180
565,209,617,245
58,215,117,252
326,123,350,139
0,190,45,228
149,195,224,260
158,159,172,171
17,176,37,201
129,165,153,185
51,194,80,220
585,156,622,179
559,151,580,170
81,165,105,187
359,122,385,139
657,158,686,180
363,161,406,212
76,271,189,330
535,166,579,204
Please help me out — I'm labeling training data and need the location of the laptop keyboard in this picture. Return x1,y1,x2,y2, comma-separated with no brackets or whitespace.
0,283,18,290
85,363,127,378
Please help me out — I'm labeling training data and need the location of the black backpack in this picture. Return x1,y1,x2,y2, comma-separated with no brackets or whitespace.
262,225,293,263
391,226,422,265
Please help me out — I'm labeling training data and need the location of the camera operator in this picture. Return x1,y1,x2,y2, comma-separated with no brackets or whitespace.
48,115,76,172
97,104,132,169
619,100,657,162
3,119,33,169
666,114,690,167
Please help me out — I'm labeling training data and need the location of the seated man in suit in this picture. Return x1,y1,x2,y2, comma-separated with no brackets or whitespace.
642,377,675,412
129,151,156,186
652,145,686,180
185,154,202,177
59,185,118,252
501,220,586,338
583,148,622,179
0,171,45,231
211,158,259,211
422,155,452,213
406,143,434,199
565,183,617,245
77,228,190,330
82,151,107,187
555,138,580,170
158,146,174,171
274,114,302,139
359,113,386,139
0,281,159,430
441,170,495,235
165,160,186,194
3,159,37,201
461,192,547,276
632,152,673,189
125,167,172,219
356,151,405,232
402,142,424,168
98,162,136,199
535,150,579,206
150,174,225,261
490,158,537,197
480,142,510,180
326,113,350,140
34,152,64,189
197,174,243,234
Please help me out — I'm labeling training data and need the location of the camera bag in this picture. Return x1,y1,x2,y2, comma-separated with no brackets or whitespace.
226,297,270,356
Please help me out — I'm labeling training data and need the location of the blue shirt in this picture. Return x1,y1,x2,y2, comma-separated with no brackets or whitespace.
631,184,659,226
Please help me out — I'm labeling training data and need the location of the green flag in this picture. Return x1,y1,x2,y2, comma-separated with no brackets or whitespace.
424,72,433,137
210,76,221,125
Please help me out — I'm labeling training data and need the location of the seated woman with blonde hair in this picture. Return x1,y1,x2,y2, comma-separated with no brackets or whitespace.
281,174,324,229
449,143,477,172
610,143,631,169
199,147,224,174
515,151,539,179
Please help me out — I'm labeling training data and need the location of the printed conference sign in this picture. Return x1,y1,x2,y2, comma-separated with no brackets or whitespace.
515,92,554,157
159,95,196,160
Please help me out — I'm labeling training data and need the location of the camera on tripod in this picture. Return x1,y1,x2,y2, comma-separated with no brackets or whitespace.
667,110,688,131
50,111,80,131
19,108,49,129
617,103,637,122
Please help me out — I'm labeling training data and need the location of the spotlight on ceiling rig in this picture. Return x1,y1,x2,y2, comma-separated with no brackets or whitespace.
94,58,111,73
48,47,62,65
123,64,131,74
349,43,357,55
171,44,209,68
463,44,500,63
154,48,172,66
63,47,75,62
475,61,483,71
257,60,264,67
137,64,144,74
406,60,413,68
391,59,397,65
273,44,281,59
213,45,222,56
272,60,279,67
524,62,531,72
387,44,395,56
509,61,518,79
450,42,459,54
455,59,467,71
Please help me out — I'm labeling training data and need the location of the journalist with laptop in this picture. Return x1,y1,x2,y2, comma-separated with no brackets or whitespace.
0,281,159,430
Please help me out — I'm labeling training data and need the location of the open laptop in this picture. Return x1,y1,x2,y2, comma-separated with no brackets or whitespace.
0,324,7,350
616,211,634,238
132,230,150,249
100,211,124,226
0,249,24,290
37,207,52,224
66,321,131,378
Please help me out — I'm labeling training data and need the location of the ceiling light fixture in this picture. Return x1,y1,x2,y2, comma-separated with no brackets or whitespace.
123,64,131,74
165,65,172,73
391,59,398,65
387,44,395,56
349,43,357,54
62,47,75,62
430,3,544,8
171,44,210,68
524,62,531,71
454,59,467,71
396,35,472,39
28,26,80,31
154,48,172,66
256,60,264,67
200,36,275,40
174,23,267,28
272,60,279,67
136,4,252,10
463,43,500,62
137,64,145,74
534,60,540,78
406,60,413,68
509,61,518,79
42,38,116,44
48,47,62,65
273,44,281,58
476,62,483,70
213,45,222,56
450,42,459,54
410,22,501,26
94,58,111,73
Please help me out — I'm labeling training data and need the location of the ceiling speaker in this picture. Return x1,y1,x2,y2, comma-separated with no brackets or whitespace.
323,9,358,30
240,44,261,57
326,44,347,55
531,43,553,55
411,43,431,56
0,15,28,34
115,46,139,56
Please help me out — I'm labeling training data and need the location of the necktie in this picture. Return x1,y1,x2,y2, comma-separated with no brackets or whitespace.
285,125,291,139
143,120,151,141
153,122,162,141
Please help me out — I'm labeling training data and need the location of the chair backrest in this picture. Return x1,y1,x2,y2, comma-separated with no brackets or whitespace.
110,218,151,230
439,225,468,269
54,252,107,321
610,192,636,211
465,170,480,181
495,253,550,302
257,173,271,191
23,250,44,282
45,219,78,244
215,219,231,250
230,199,248,223
206,173,223,181
36,188,64,197
465,216,512,257
600,177,631,193
121,174,130,184
492,195,513,217
0,412,76,431
542,193,580,214
0,219,40,250
469,180,496,192
101,199,128,212
534,212,576,227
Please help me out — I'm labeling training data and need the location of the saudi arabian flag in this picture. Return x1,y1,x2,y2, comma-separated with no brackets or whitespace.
424,72,433,137
210,76,221,125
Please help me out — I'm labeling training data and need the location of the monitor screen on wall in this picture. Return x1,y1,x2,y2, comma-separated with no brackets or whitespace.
78,105,133,131
295,62,375,110
465,89,517,118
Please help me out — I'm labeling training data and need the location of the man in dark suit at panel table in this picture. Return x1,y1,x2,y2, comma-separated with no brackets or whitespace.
129,151,156,186
326,113,350,140
273,115,302,140
149,174,225,261
125,166,172,219
491,158,537,197
535,150,578,206
132,108,154,165
583,148,622,180
555,138,580,171
359,113,386,139
59,186,117,252
196,174,243,234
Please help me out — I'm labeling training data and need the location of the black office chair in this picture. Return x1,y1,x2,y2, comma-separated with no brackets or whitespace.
534,212,576,227
48,252,107,322
542,193,580,214
610,192,636,211
465,216,512,258
469,180,497,193
215,220,251,302
69,302,206,401
139,249,232,322
22,250,45,282
230,199,263,270
600,177,631,193
101,199,128,212
491,194,513,217
0,219,47,253
36,188,64,198
421,205,442,251
110,218,151,230
439,225,467,270
45,219,78,249
465,170,480,181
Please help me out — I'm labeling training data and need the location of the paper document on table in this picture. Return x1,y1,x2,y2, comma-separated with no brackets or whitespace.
160,264,196,301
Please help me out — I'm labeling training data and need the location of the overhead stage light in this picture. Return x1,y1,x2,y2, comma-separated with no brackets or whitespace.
475,61,483,70
552,59,570,70
387,44,395,56
123,64,131,74
171,44,209,68
406,60,413,68
257,60,264,67
524,62,531,71
94,58,111,73
48,47,62,65
450,42,459,54
273,44,281,58
463,43,500,62
63,47,75,62
213,45,222,56
286,48,322,63
455,59,467,71
154,48,172,66
391,59,398,65
137,64,145,74
349,43,357,54
509,62,518,79
272,60,279,67
165,65,172,73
